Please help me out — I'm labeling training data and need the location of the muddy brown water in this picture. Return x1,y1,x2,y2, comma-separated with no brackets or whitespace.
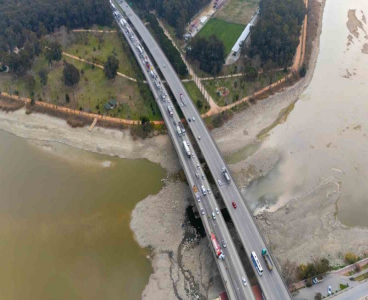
242,0,368,227
0,130,165,299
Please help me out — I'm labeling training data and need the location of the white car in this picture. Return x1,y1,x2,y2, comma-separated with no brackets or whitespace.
196,195,200,202
207,188,211,194
212,212,216,220
215,207,219,214
192,117,195,121
201,208,205,215
217,179,222,186
197,164,200,170
327,286,332,296
242,277,247,286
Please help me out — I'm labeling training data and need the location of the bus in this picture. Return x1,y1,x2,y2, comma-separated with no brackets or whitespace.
251,251,263,276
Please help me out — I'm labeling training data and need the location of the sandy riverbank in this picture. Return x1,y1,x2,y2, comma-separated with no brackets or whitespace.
0,108,179,173
214,0,368,269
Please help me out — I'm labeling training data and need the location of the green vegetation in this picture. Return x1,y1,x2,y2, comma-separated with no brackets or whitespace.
344,252,359,265
132,0,210,37
63,31,137,77
248,0,306,67
0,55,161,121
0,0,112,75
145,14,188,77
216,0,260,25
298,258,330,280
197,18,245,56
183,81,209,114
104,55,119,79
187,34,225,75
62,62,80,87
354,272,368,282
339,283,349,290
203,70,286,106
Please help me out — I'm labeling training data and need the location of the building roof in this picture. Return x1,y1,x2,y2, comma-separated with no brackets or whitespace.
231,24,252,53
104,103,112,110
200,16,208,24
231,12,259,53
109,99,117,106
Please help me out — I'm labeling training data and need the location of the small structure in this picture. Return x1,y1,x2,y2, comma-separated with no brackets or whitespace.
103,99,118,110
200,16,208,24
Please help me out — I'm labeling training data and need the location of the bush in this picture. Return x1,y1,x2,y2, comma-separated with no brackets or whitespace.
306,277,313,287
298,258,331,280
344,252,359,265
315,292,322,300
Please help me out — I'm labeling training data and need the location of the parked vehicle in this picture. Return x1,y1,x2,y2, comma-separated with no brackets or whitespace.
327,286,332,296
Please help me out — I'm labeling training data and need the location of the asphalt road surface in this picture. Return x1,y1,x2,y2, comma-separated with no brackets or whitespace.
111,6,255,299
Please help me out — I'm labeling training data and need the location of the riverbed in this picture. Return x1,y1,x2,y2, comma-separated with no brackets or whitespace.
243,0,368,228
0,130,165,300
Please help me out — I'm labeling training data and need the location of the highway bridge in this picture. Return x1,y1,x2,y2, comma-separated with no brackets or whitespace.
112,1,292,299
110,3,255,299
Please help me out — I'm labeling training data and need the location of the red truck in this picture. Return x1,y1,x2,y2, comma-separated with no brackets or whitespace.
211,233,225,260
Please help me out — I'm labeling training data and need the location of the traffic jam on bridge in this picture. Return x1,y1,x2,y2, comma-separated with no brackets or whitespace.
110,1,288,299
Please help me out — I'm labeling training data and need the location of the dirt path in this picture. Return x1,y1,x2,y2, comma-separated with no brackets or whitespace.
62,52,138,82
0,92,165,125
72,29,118,33
292,0,308,71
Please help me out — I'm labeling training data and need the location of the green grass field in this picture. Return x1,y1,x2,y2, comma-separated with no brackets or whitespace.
183,81,210,114
64,31,137,77
0,55,161,121
202,71,286,106
197,18,245,56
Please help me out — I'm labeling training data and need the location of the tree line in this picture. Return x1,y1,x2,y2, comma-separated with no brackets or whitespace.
131,0,210,37
247,0,306,68
0,0,113,75
145,14,188,77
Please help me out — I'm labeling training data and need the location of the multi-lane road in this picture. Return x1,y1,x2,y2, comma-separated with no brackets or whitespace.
111,5,255,299
114,1,292,299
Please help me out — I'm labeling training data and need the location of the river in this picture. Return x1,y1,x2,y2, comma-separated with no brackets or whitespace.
0,130,165,300
243,0,368,227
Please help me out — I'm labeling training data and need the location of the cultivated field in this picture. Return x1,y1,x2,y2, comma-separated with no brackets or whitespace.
215,0,259,25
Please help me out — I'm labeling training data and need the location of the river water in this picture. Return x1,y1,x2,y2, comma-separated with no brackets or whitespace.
243,0,368,227
0,130,165,299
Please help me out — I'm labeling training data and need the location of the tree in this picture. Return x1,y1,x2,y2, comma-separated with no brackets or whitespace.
104,55,119,79
63,61,80,87
187,35,225,75
65,94,70,103
45,42,62,64
38,68,49,86
247,0,306,67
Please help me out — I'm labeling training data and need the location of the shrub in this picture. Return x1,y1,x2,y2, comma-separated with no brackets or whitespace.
344,252,359,265
306,277,313,287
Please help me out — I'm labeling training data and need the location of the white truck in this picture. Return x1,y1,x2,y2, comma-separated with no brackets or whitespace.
176,126,182,137
167,106,173,117
221,167,231,184
182,141,191,158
